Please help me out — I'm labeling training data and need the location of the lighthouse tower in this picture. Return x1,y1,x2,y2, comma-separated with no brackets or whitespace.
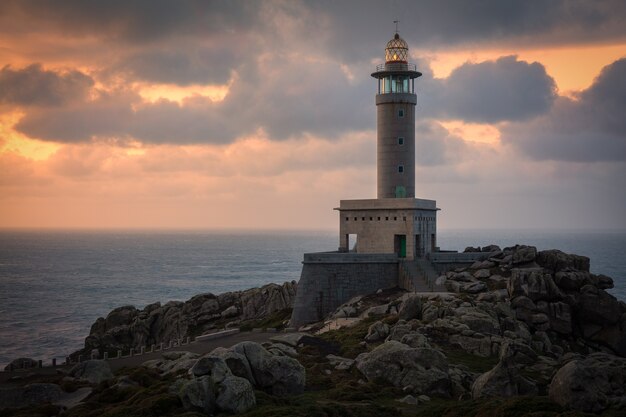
371,33,422,199
336,31,438,259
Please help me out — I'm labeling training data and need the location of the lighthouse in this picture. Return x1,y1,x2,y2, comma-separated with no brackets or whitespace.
371,32,422,199
336,31,438,259
290,30,445,327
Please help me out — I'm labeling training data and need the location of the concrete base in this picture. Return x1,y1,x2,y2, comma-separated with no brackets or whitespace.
289,252,398,327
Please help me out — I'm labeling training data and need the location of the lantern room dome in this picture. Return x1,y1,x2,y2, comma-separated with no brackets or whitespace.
385,33,409,63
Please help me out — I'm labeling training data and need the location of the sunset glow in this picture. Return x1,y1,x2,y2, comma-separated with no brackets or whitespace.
0,1,624,230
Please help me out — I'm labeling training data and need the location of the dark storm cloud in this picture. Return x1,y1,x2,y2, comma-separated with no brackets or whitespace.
0,64,93,106
113,48,236,86
0,0,261,42
308,0,626,62
502,58,626,162
411,56,556,123
15,57,375,144
435,56,557,123
13,55,556,144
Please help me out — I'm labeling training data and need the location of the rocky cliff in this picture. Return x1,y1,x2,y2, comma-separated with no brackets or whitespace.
77,281,297,357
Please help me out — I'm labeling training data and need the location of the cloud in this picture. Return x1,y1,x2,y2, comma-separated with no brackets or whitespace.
415,121,467,166
502,58,626,162
0,64,93,106
435,56,557,123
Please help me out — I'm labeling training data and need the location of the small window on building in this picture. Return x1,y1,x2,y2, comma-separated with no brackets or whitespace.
377,217,381,221
385,217,389,221
398,165,404,173
369,217,373,221
398,137,404,145
362,217,365,221
345,217,349,221
394,216,397,221
398,109,405,118
403,216,406,221
354,217,357,221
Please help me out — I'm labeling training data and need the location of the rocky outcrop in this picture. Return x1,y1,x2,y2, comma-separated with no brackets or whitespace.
80,281,297,356
549,353,626,412
3,357,38,371
170,355,256,415
231,341,306,396
471,342,538,399
441,245,626,357
355,341,451,397
69,360,114,384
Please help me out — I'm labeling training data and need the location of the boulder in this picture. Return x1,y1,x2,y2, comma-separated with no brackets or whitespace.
397,294,422,320
190,355,232,381
69,360,113,384
215,376,256,414
355,341,450,397
577,285,621,325
143,351,200,374
173,354,255,415
269,333,308,348
170,376,216,414
549,353,626,413
232,341,305,395
210,347,255,383
536,249,590,272
365,321,390,342
3,357,38,371
508,269,561,301
471,342,538,399
511,246,537,265
0,383,62,409
473,269,491,279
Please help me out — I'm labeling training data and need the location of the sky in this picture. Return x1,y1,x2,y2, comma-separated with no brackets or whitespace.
0,0,625,231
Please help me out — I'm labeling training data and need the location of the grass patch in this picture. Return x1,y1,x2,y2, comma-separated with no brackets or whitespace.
318,316,380,358
239,308,293,332
443,348,499,373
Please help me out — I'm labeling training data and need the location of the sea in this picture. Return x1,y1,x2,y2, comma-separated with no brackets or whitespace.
0,229,624,369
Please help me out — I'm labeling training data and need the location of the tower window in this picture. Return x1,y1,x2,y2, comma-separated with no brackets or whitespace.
398,109,405,118
398,137,404,145
345,217,349,221
398,165,404,173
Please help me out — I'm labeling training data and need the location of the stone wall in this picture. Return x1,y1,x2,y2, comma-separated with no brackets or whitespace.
289,252,398,327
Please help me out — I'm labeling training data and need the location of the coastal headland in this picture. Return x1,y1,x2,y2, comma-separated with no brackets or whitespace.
1,244,625,416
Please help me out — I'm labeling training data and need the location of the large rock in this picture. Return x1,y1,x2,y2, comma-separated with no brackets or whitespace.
365,321,390,342
577,285,621,325
170,376,216,414
210,347,256,383
508,269,561,301
69,360,113,384
549,353,626,413
172,355,256,415
397,294,422,320
232,341,305,395
511,245,537,265
79,281,297,357
3,357,38,371
215,376,256,414
355,341,450,397
471,342,538,399
143,351,200,375
536,249,590,272
0,383,62,409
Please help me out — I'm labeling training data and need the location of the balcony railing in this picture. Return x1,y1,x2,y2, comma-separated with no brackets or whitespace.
375,62,417,72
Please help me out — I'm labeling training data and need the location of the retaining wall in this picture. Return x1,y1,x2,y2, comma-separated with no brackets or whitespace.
289,252,398,327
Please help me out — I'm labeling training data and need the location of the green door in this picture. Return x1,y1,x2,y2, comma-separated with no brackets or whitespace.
399,235,406,258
